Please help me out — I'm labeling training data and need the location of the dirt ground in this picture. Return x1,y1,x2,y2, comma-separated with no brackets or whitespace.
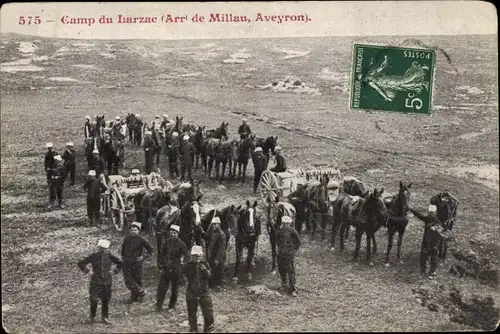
1,33,499,332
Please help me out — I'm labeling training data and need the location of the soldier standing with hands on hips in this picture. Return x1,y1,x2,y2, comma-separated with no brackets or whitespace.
182,245,216,333
276,215,301,297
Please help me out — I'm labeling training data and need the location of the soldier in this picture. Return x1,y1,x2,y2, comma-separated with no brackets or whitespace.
44,142,57,186
179,135,195,182
121,221,154,304
207,217,226,291
276,216,301,297
182,245,215,333
252,147,268,193
135,113,144,146
112,116,125,140
88,149,105,178
48,155,67,209
143,131,156,174
160,114,172,130
270,146,287,173
78,239,122,325
167,132,180,178
410,204,443,280
238,118,251,140
62,141,76,187
84,116,93,139
156,224,189,312
83,170,108,226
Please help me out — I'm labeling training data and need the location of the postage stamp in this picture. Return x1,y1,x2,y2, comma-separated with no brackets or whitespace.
350,44,436,115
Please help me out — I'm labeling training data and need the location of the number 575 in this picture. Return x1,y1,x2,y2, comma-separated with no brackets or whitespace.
19,16,41,25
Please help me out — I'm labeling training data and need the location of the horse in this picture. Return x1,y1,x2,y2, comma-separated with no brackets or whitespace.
251,150,269,193
134,187,173,233
174,180,203,209
174,116,184,135
383,181,412,266
430,191,459,262
233,135,255,182
233,200,261,282
335,188,389,265
94,115,106,139
103,137,125,175
206,122,229,141
204,138,236,181
265,196,297,274
193,126,206,171
255,136,278,158
165,199,202,250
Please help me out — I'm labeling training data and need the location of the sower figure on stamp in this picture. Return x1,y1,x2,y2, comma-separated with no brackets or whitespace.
410,204,444,280
143,130,156,174
77,239,122,325
182,245,215,333
48,155,67,209
167,132,180,179
83,170,108,226
62,141,76,187
44,142,57,186
207,216,227,292
156,224,189,313
276,216,301,297
121,221,154,304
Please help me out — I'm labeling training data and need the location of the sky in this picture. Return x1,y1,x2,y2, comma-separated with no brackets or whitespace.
0,1,497,40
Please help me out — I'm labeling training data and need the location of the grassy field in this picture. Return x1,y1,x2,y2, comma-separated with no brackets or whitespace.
1,33,499,332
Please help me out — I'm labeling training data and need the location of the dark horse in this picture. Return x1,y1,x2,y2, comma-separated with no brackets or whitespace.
333,188,389,265
233,200,261,282
255,136,278,158
251,150,269,193
266,197,297,273
383,181,412,266
430,191,459,262
134,188,173,233
233,135,255,182
175,199,203,250
126,113,143,146
103,137,125,175
203,138,236,181
206,122,229,141
175,180,203,209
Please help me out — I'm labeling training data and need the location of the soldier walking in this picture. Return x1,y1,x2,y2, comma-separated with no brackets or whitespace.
48,155,67,209
207,216,226,291
182,245,215,333
121,221,154,304
62,141,76,187
179,135,195,182
167,132,180,178
410,204,443,280
83,170,108,226
156,224,189,312
44,142,57,186
77,239,122,325
276,216,301,296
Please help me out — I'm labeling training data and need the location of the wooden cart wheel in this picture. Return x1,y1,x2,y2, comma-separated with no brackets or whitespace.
110,187,125,231
260,170,280,203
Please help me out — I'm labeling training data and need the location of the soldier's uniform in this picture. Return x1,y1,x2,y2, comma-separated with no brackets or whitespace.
112,119,124,141
179,135,195,182
182,246,215,333
252,147,268,193
143,132,156,174
83,170,108,226
62,142,76,187
238,120,251,140
48,155,67,208
88,150,105,177
44,142,57,185
411,205,443,279
84,116,93,139
167,133,180,178
276,216,301,295
156,224,189,311
160,114,172,130
135,115,144,146
78,239,122,324
270,146,287,173
207,217,227,289
121,222,154,303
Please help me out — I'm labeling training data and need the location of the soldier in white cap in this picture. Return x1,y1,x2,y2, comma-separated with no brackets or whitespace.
252,146,269,193
182,245,215,333
121,222,154,304
47,155,67,209
276,215,301,296
133,113,144,146
143,130,156,174
167,132,180,178
44,142,58,186
84,116,94,139
410,204,444,280
83,170,108,226
62,141,76,187
78,239,123,325
238,118,252,140
207,216,227,291
160,114,172,130
270,145,287,173
156,224,189,312
88,148,105,178
179,134,195,182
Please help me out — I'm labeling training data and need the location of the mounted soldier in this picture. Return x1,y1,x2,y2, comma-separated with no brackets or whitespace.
44,142,57,186
62,141,76,187
270,146,287,173
238,118,252,140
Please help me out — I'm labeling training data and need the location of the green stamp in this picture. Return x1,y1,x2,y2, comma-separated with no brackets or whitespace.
350,44,436,115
